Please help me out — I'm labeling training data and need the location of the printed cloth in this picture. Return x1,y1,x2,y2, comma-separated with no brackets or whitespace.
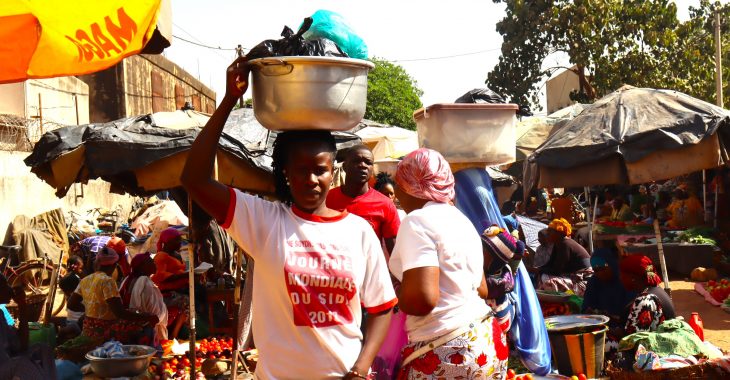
73,272,119,320
395,148,454,203
619,318,720,360
397,317,508,380
537,267,593,297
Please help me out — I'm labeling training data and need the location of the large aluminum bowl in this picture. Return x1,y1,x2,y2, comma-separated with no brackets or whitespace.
85,345,156,378
249,56,374,131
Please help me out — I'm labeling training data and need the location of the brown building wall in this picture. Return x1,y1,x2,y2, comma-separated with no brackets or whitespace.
79,54,216,123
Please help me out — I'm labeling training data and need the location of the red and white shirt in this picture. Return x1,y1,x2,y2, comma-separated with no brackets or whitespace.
222,188,397,380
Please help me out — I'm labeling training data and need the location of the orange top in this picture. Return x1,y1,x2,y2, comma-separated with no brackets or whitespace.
152,251,186,285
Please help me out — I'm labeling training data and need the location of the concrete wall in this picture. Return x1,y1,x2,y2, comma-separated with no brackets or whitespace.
0,151,136,242
0,78,89,125
124,54,216,116
546,68,581,114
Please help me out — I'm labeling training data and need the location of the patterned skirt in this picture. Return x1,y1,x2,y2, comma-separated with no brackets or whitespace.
82,316,153,345
398,317,509,380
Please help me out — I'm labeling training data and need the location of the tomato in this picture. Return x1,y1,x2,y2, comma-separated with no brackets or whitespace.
524,375,533,380
506,369,516,379
570,376,579,380
578,374,587,380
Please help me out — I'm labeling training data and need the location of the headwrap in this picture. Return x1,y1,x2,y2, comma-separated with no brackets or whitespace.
395,148,454,203
482,225,525,265
548,218,572,237
106,236,127,255
130,253,152,275
157,228,182,252
95,246,119,266
619,254,662,287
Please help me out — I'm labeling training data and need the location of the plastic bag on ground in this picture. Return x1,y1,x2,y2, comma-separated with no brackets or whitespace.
246,17,347,60
302,10,368,59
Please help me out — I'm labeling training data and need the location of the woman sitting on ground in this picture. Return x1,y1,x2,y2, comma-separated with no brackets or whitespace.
180,57,396,379
64,247,158,352
389,148,508,379
119,253,176,345
534,218,593,296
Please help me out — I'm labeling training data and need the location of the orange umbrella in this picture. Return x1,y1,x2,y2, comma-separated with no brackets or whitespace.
0,0,164,83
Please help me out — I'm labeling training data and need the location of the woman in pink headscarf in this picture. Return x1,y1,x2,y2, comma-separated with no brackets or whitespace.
389,148,508,379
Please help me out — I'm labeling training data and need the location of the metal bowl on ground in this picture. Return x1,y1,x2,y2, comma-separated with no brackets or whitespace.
85,345,156,378
249,56,375,131
544,314,610,333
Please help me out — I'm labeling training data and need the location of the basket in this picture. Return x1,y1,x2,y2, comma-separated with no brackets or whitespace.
5,293,48,322
606,361,729,380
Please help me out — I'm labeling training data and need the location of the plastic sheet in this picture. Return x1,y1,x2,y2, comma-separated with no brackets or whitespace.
302,10,368,59
246,17,347,60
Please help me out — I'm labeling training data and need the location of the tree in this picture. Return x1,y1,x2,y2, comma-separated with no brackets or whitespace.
487,0,730,110
365,57,423,130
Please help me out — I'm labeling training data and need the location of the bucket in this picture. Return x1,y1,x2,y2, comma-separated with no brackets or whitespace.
29,322,56,348
548,324,607,378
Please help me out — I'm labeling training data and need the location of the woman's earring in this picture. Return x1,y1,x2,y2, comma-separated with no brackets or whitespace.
285,178,290,186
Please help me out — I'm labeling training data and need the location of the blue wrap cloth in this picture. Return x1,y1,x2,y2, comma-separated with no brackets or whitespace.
454,168,552,375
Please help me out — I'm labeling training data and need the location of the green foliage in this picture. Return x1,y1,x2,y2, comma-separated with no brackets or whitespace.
365,57,423,130
488,0,730,110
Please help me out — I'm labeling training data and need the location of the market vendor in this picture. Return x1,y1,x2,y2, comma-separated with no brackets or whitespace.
119,253,169,345
606,255,676,357
389,148,508,379
180,57,396,380
151,228,189,292
666,185,703,228
534,218,593,296
610,196,634,222
582,249,633,321
327,145,401,256
65,247,158,349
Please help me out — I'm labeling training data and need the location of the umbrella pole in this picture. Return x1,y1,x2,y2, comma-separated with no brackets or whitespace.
584,187,594,253
715,179,719,229
231,248,244,380
653,219,671,296
703,170,708,223
187,195,197,379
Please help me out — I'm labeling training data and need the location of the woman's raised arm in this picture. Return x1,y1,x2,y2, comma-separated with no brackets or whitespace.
181,57,250,223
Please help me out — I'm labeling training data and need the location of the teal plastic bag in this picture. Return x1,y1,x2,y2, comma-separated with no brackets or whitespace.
302,10,368,59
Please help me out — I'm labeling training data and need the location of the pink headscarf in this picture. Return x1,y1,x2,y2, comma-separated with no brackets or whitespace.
395,148,455,203
157,227,182,252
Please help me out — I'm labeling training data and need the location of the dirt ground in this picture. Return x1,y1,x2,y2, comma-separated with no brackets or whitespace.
668,278,730,351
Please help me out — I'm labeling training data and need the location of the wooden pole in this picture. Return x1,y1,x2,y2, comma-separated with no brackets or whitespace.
230,248,244,380
38,93,43,135
653,219,671,295
74,94,80,125
187,195,197,379
714,7,723,228
584,187,594,253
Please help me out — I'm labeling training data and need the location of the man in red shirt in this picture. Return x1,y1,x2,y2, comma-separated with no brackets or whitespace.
327,145,400,257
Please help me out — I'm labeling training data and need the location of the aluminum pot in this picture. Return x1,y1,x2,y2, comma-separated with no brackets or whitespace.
249,56,374,131
85,345,156,378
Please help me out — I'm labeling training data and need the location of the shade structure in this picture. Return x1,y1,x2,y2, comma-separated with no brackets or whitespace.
24,108,362,198
525,86,730,190
354,122,418,160
0,0,170,83
515,103,587,161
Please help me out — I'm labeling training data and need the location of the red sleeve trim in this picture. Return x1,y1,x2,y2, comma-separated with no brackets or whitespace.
365,297,398,314
220,187,236,229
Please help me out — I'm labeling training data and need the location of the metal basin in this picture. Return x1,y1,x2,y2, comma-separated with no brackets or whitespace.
86,345,156,378
249,56,374,131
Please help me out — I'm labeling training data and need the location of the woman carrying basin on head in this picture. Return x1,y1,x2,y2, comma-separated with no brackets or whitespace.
181,57,396,380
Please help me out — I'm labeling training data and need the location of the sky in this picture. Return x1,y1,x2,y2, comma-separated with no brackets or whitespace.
163,0,706,111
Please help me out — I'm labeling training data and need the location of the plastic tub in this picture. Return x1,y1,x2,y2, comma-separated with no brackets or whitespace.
413,103,518,166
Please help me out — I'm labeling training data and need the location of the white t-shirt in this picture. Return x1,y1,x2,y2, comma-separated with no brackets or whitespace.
389,202,489,342
222,188,397,380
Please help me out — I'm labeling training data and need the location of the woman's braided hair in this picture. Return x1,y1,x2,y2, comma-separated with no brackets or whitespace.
271,130,337,205
374,171,396,192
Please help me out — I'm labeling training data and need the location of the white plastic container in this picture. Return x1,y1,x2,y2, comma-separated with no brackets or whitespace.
413,103,518,166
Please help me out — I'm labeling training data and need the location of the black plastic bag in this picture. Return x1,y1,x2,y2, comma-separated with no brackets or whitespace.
455,88,533,117
246,17,347,60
